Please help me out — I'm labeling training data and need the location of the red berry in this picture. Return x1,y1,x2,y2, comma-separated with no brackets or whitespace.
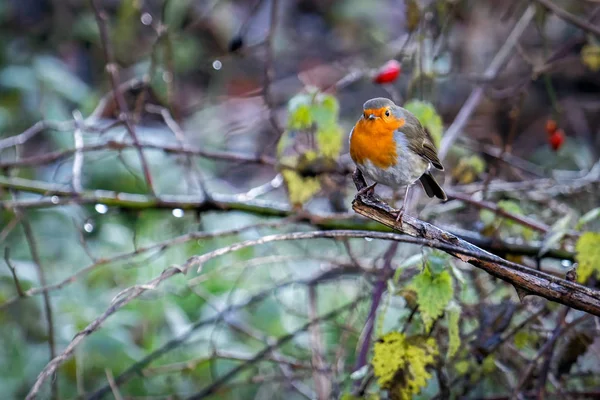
545,119,557,135
549,129,565,151
373,60,401,84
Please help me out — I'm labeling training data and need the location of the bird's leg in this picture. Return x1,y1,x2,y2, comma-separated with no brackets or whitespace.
356,182,377,197
393,185,412,224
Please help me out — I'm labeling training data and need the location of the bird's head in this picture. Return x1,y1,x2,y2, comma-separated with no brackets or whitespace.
358,97,406,133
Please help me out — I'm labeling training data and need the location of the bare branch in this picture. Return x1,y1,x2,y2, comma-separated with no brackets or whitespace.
438,4,536,159
4,248,25,297
533,0,600,37
350,177,600,316
90,0,156,195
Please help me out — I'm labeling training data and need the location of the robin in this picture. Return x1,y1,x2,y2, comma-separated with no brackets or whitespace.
349,97,447,223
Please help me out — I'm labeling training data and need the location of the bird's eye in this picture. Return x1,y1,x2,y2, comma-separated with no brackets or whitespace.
385,109,390,117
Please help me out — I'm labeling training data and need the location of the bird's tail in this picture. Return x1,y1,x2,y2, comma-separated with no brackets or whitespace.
419,172,447,201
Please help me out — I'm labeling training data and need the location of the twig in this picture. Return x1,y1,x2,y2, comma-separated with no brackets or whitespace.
86,271,358,400
0,120,75,150
1,220,290,309
532,0,600,37
104,369,123,400
90,0,156,195
350,172,600,315
25,225,600,398
308,285,332,400
11,198,58,399
352,242,398,389
185,295,366,400
512,307,569,398
438,4,536,159
4,248,25,297
446,190,551,234
72,111,85,192
262,0,284,150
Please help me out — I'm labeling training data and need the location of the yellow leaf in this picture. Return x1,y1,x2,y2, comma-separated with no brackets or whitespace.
281,170,320,206
405,0,421,32
575,232,600,283
316,124,342,159
582,43,600,72
372,332,438,400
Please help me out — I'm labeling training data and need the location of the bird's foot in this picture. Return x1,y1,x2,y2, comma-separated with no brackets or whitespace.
356,182,377,198
392,207,405,225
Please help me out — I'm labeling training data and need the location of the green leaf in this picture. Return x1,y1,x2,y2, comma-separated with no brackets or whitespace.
575,232,600,283
410,264,454,332
446,302,461,358
316,124,342,159
452,154,486,184
287,103,313,130
514,330,536,350
455,360,470,375
582,43,600,72
539,214,572,256
372,332,438,400
403,100,443,147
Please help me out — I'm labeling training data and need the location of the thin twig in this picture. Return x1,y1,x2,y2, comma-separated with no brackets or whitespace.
86,271,356,400
104,369,123,400
72,111,85,192
532,0,600,37
438,4,536,159
262,0,284,151
185,295,367,400
11,195,58,400
4,248,25,297
90,0,156,195
308,285,332,400
25,226,600,398
446,190,551,234
352,242,398,389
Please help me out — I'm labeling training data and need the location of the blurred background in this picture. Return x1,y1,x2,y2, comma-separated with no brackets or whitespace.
1,0,599,399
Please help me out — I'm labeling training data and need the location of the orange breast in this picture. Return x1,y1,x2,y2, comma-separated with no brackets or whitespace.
350,118,402,169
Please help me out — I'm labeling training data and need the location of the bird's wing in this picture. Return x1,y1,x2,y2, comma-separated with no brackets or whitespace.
403,114,444,170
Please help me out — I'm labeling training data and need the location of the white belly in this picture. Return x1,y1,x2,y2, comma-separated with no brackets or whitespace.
357,133,429,188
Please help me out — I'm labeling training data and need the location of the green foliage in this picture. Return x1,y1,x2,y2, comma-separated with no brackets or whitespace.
514,330,536,350
372,332,438,400
280,169,321,206
454,360,470,375
341,393,380,400
403,100,443,147
410,257,454,332
452,154,486,184
582,42,600,72
288,103,313,130
446,302,461,358
576,207,600,230
575,232,600,283
278,88,343,206
480,200,535,241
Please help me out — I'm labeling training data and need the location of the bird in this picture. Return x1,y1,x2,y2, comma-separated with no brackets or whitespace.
349,97,447,224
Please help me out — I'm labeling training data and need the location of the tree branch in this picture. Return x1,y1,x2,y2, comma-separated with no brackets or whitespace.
438,4,536,159
351,171,600,316
533,0,600,37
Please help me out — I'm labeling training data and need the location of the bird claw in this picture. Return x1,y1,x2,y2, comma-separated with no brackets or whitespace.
392,207,405,225
356,183,377,198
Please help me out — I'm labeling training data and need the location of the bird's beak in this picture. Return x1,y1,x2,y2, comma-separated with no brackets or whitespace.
368,114,376,120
